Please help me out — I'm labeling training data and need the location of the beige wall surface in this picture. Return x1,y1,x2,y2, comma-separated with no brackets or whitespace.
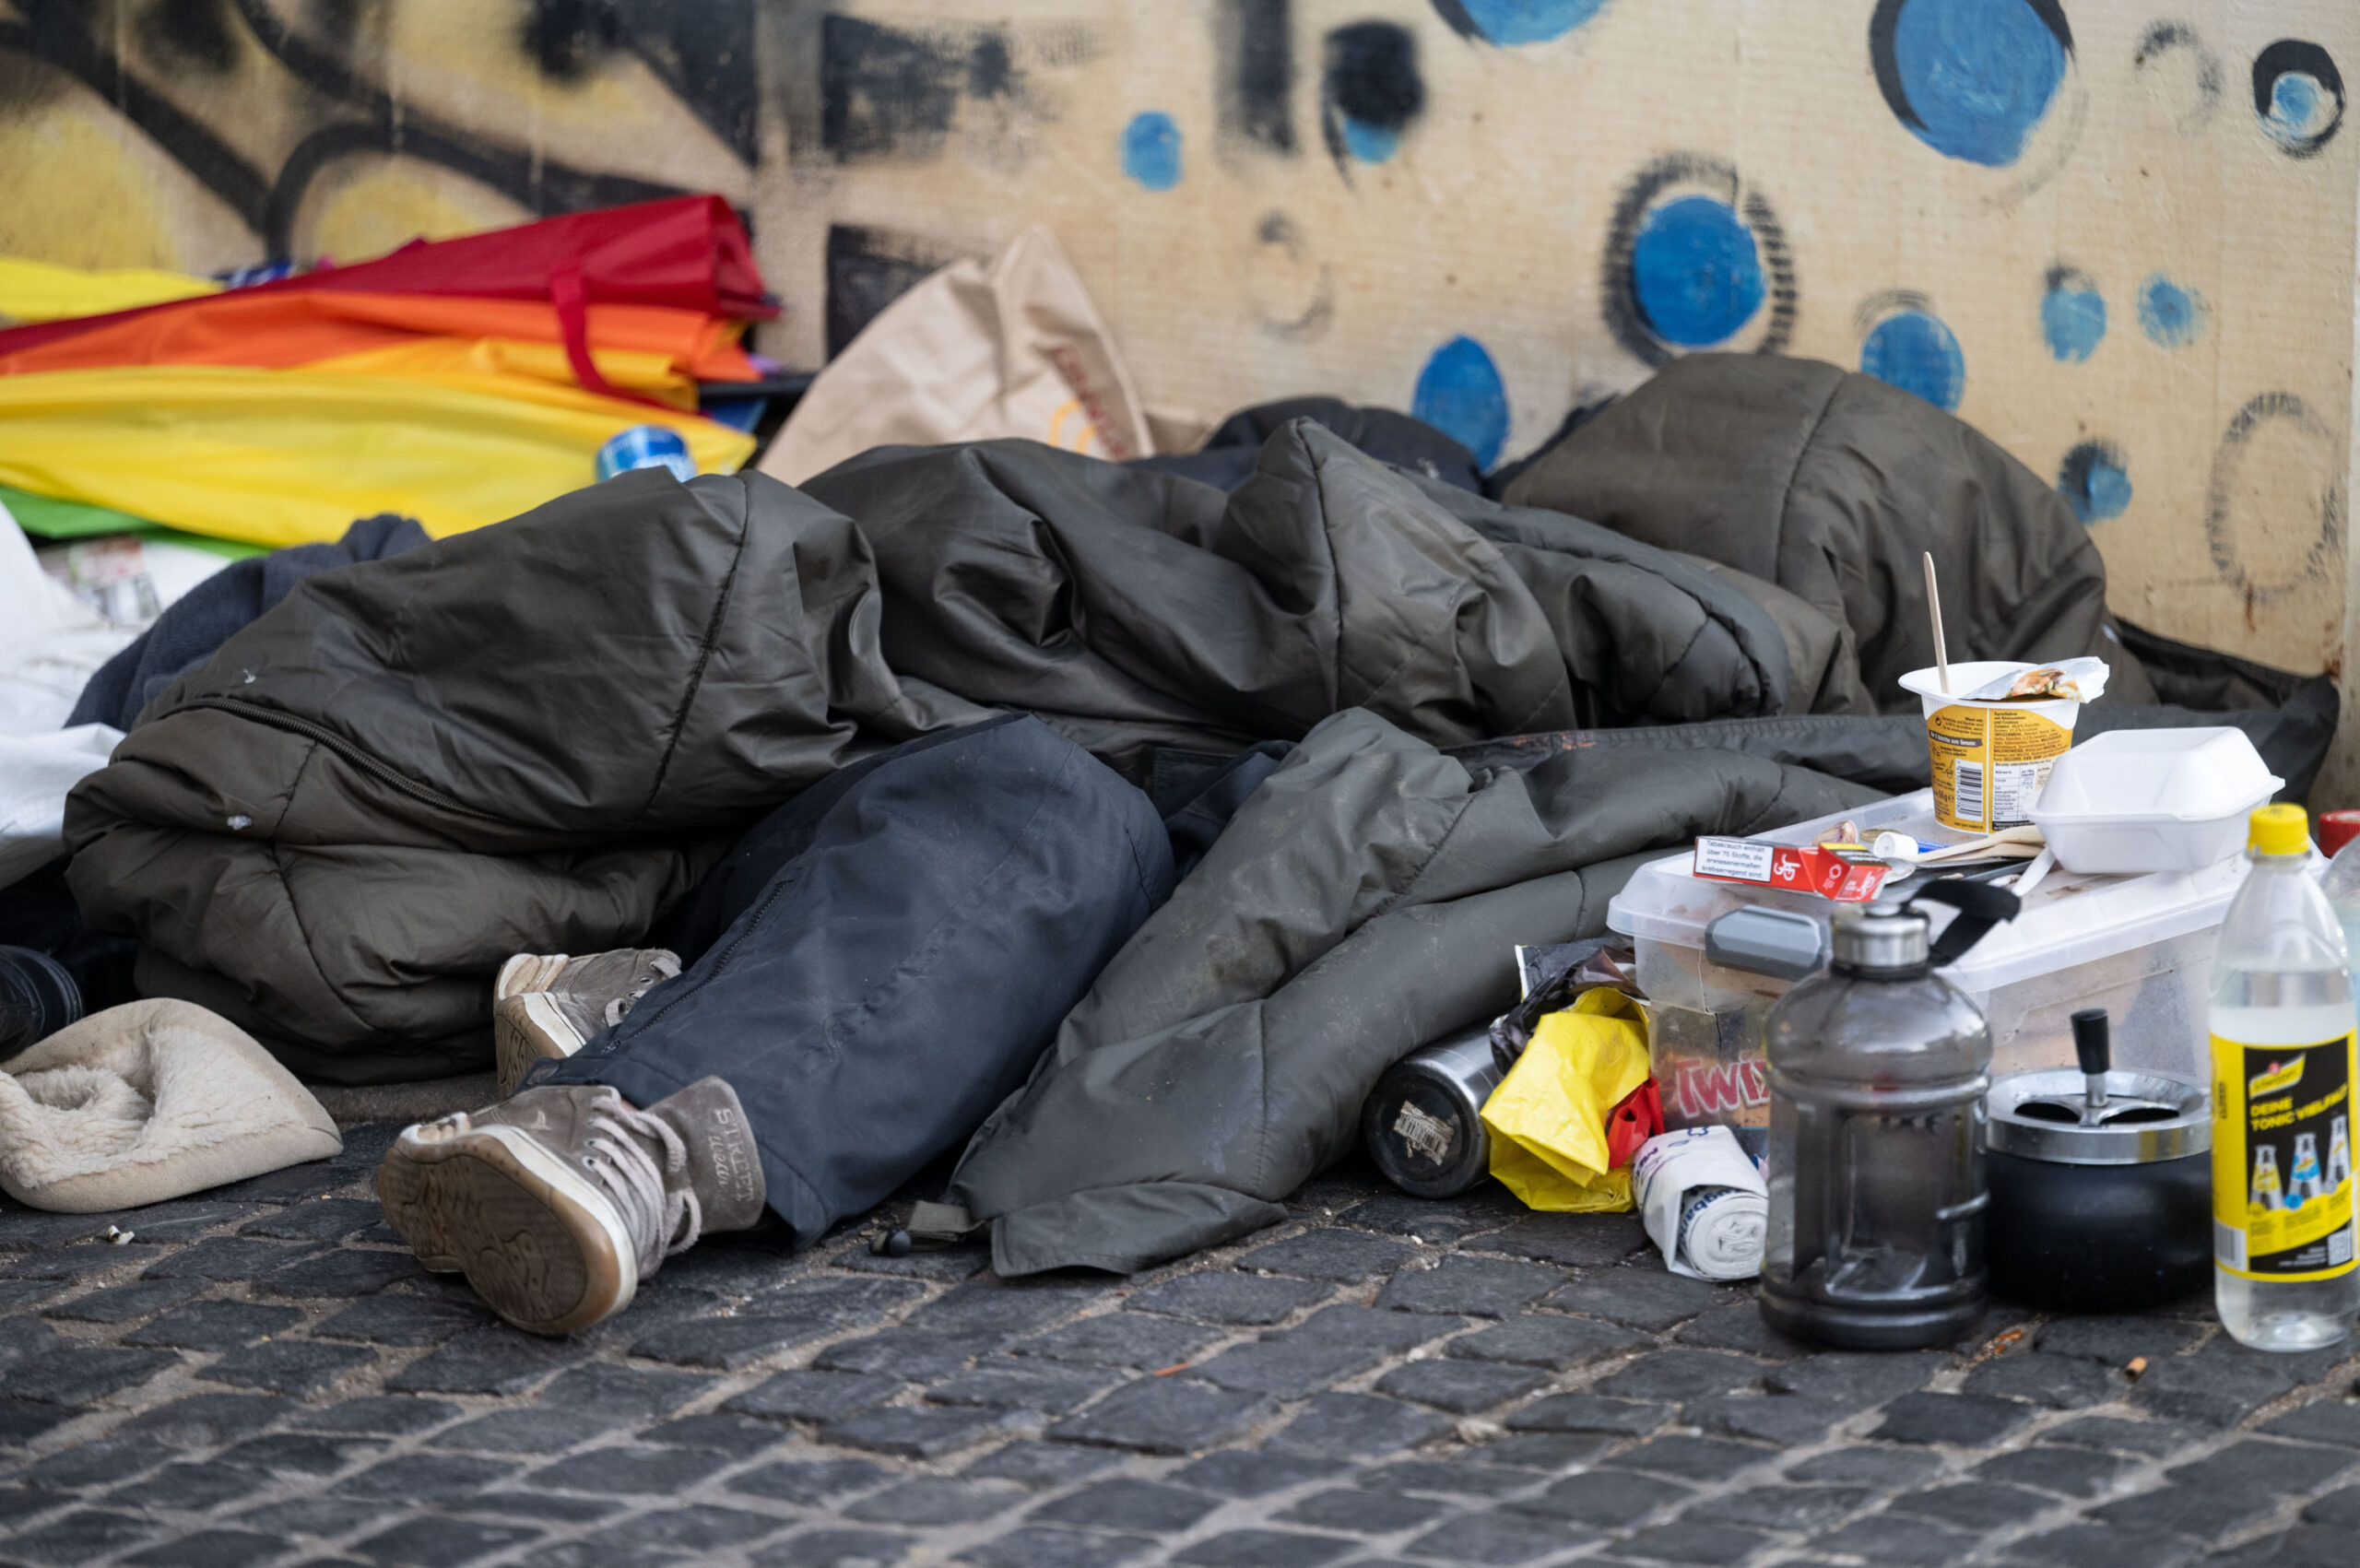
3,0,2356,784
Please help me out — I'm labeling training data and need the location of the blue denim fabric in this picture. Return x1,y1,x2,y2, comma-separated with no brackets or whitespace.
541,714,1174,1246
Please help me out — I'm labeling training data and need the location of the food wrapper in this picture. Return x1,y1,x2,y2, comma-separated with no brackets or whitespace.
1481,989,1656,1212
1964,656,2110,704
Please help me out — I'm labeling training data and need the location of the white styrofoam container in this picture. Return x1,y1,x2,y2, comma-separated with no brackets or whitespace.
1605,789,2248,1129
2030,728,2282,874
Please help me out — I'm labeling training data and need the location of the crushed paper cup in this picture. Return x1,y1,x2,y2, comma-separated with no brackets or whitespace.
1899,660,2094,833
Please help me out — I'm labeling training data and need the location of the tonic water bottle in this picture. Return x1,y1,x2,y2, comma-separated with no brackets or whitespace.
2212,805,2359,1350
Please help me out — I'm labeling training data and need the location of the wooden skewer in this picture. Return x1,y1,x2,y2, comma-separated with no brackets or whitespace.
1923,552,1951,695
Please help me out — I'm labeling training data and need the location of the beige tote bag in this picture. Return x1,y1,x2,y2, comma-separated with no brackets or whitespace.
761,227,1162,486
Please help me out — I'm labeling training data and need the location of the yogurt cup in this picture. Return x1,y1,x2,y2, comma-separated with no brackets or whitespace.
1898,662,2082,832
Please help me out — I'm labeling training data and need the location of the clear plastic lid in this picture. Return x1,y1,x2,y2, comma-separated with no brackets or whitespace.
1607,788,2248,993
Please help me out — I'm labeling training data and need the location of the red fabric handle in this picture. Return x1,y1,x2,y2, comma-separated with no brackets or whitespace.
551,261,665,409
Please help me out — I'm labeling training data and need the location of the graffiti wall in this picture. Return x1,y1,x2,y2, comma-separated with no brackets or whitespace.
4,0,2356,763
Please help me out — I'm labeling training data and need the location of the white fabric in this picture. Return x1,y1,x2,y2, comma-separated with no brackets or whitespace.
760,226,1160,485
0,503,131,876
0,999,341,1211
0,724,122,886
1634,1126,1770,1280
0,501,136,731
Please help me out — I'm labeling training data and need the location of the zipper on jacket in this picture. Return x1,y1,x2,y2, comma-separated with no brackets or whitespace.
179,696,499,821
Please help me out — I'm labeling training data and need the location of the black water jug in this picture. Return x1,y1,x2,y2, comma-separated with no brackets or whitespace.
1759,880,2017,1350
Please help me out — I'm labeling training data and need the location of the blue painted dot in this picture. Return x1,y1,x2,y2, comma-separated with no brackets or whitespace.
2137,273,2206,348
1630,196,1764,348
1888,0,2069,167
1121,112,1182,191
2265,72,2330,148
2273,74,2322,128
1861,311,1965,410
1450,0,1611,47
2059,441,2132,523
1412,336,1511,471
2041,279,2106,363
1339,116,1400,163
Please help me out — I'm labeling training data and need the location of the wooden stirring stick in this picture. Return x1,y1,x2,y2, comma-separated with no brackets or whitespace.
1923,551,1951,695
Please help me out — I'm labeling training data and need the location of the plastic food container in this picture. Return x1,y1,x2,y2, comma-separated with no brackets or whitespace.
2029,728,2282,874
1606,789,2247,1132
1898,662,2082,832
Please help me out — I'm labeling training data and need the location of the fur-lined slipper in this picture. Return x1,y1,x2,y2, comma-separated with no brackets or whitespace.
0,999,341,1211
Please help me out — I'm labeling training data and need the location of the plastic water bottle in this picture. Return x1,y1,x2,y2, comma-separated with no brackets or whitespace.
596,425,696,483
2319,819,2360,990
2211,804,2359,1350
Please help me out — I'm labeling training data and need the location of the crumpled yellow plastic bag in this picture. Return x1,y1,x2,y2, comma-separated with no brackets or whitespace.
1482,988,1651,1212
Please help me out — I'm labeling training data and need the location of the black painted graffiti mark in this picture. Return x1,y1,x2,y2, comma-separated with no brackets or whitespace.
968,31,1013,98
0,1,273,230
1745,191,1798,349
1319,20,1422,173
307,0,380,48
603,1,760,166
1249,210,1332,341
1850,288,1934,337
0,0,691,254
2252,39,2345,159
266,121,679,257
516,2,759,163
2204,392,2345,607
820,14,1016,162
2133,20,2223,132
525,0,624,81
1218,0,1296,156
0,32,76,112
1599,153,1797,369
824,224,957,359
139,0,245,76
230,0,679,254
1427,1,1481,41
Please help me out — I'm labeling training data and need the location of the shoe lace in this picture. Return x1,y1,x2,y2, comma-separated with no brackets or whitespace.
581,1091,700,1277
601,953,682,1031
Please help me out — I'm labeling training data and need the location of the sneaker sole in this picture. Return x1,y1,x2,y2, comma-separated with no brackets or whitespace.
375,1119,635,1336
494,952,571,1003
493,993,587,1099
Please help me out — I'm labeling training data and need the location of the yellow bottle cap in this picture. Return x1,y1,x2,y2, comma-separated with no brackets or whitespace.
2249,803,2309,856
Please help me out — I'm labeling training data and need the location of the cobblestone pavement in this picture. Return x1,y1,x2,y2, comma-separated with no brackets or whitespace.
3,1124,2356,1568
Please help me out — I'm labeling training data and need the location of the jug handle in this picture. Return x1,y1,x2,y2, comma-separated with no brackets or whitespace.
1908,877,2023,966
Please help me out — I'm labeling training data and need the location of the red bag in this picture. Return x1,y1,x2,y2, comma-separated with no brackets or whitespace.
0,196,772,402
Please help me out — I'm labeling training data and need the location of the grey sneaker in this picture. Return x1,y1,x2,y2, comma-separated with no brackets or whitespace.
376,1078,764,1336
491,949,681,1096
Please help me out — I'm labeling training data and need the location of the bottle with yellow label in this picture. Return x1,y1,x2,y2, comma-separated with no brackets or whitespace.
2211,804,2359,1351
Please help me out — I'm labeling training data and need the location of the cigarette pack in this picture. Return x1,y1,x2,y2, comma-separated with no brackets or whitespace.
1690,837,1890,902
